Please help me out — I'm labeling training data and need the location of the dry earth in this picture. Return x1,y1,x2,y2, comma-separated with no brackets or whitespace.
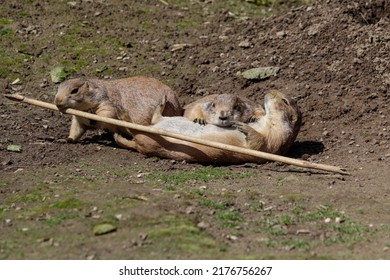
0,0,389,259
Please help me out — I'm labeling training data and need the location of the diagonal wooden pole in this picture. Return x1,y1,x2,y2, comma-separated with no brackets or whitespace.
5,93,349,175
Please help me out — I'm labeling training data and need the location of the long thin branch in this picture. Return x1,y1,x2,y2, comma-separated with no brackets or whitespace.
5,93,349,175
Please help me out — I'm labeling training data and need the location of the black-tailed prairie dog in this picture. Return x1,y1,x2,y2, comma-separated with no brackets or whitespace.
54,76,182,148
183,94,265,127
129,89,302,164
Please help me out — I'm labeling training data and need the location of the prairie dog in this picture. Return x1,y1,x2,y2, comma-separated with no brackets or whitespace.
54,76,182,149
130,90,301,164
183,94,265,127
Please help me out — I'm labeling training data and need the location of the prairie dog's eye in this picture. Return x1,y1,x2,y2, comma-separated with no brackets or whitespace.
233,104,242,111
70,88,79,94
282,98,289,105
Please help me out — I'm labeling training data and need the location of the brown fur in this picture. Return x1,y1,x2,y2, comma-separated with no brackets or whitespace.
54,76,182,148
183,94,265,127
130,90,302,164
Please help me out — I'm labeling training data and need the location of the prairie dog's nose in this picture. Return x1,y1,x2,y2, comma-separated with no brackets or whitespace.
56,104,68,111
219,111,228,121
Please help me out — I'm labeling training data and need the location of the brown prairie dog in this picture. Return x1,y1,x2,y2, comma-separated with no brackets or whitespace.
54,76,182,149
130,90,301,164
183,94,265,127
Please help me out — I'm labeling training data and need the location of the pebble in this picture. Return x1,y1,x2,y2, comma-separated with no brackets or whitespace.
238,40,251,48
324,218,331,223
185,207,195,215
276,31,286,38
226,234,238,241
197,221,209,229
296,229,310,235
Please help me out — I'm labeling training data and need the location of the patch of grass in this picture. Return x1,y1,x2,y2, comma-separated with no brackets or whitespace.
259,205,372,249
216,209,243,228
146,167,233,187
5,190,45,204
0,50,24,79
44,211,79,225
199,199,227,210
0,18,12,25
0,28,12,37
147,215,216,254
50,197,85,209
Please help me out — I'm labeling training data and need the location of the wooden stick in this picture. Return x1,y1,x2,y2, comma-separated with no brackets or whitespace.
158,0,168,6
5,93,349,175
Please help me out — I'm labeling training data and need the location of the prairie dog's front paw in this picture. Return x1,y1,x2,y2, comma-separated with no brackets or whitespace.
66,137,77,143
246,115,260,123
233,121,251,135
193,118,206,126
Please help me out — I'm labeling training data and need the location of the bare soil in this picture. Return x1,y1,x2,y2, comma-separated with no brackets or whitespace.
0,0,389,259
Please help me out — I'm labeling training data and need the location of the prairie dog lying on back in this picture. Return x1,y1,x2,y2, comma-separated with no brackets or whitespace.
129,90,301,163
54,76,182,149
183,94,265,127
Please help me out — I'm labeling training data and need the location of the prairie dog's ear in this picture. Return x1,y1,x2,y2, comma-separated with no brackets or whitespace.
85,81,91,90
204,101,215,110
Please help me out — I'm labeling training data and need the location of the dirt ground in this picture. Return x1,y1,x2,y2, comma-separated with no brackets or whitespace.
0,0,389,259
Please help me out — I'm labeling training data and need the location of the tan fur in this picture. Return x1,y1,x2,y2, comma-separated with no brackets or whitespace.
130,90,302,164
54,76,182,148
183,94,265,127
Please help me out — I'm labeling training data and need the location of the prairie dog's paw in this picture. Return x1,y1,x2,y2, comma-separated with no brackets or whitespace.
193,118,206,126
246,116,258,123
66,137,77,143
233,121,252,135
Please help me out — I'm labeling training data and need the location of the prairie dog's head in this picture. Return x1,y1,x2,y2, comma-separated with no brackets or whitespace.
264,90,302,133
201,94,253,127
54,78,106,112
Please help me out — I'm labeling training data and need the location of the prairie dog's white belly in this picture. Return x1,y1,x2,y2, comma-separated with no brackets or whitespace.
152,117,246,142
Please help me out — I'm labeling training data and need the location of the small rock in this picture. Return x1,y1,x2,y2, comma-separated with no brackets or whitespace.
226,234,238,241
335,217,344,224
2,159,13,166
139,233,148,241
296,229,311,235
186,207,195,215
39,79,49,88
322,130,330,137
276,31,286,38
7,145,22,153
93,223,117,236
171,43,192,52
11,78,21,85
199,185,207,190
238,39,251,48
174,194,181,199
197,221,209,229
324,218,331,223
241,67,280,80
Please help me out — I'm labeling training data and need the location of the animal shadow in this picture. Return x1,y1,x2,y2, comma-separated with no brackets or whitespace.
285,141,325,159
